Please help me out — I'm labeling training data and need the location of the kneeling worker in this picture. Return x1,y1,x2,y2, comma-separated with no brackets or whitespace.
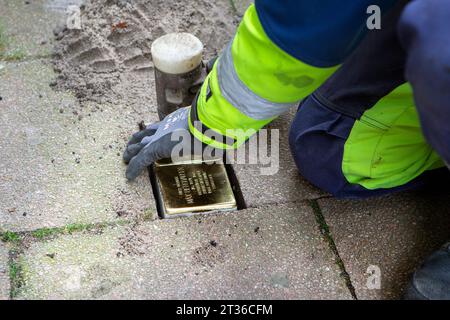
124,0,450,299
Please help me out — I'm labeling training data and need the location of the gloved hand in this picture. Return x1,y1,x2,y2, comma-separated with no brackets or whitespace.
124,56,224,181
123,107,223,181
124,107,190,180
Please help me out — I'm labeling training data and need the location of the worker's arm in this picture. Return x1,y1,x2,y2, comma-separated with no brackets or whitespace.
124,0,398,180
189,0,398,149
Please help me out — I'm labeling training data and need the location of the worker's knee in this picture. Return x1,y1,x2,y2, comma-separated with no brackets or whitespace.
288,96,355,197
288,94,444,198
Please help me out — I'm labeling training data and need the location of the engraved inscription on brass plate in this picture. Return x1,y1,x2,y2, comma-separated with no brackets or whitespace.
153,159,237,218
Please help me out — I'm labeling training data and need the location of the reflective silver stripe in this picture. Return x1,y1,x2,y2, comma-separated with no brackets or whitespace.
216,41,299,120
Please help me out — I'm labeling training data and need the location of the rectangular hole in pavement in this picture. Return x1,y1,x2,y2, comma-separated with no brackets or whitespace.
147,155,246,220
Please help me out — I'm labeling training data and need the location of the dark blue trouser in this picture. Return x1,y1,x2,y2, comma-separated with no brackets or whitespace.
289,96,450,198
399,0,450,166
288,0,450,198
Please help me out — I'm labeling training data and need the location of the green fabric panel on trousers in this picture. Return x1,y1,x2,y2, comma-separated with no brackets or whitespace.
343,83,445,190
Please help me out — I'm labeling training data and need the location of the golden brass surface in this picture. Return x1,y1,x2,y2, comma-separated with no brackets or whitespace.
153,159,236,217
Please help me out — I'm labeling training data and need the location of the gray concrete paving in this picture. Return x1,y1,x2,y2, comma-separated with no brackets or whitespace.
0,0,348,300
0,0,64,58
0,60,157,231
319,191,450,299
16,203,352,299
2,0,450,301
233,109,327,208
0,243,9,300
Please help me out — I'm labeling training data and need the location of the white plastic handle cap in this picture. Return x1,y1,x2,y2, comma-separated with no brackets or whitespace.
151,33,204,75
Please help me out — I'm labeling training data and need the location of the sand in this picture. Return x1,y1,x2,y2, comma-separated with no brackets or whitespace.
52,0,240,110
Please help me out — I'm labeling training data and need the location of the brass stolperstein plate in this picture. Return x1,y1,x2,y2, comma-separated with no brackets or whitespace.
153,158,237,218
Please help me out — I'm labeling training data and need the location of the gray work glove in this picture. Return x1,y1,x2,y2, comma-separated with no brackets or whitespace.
123,107,223,181
124,57,224,181
124,107,191,180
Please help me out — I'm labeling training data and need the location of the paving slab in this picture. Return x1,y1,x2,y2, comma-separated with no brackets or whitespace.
0,60,157,231
0,243,9,300
233,109,327,208
0,0,66,58
16,203,352,299
319,191,450,299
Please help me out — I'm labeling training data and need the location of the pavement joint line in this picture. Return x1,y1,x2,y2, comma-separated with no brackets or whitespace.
17,53,53,62
0,54,52,64
0,220,132,245
0,20,51,63
7,245,24,299
0,197,338,298
0,197,306,247
309,199,358,300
